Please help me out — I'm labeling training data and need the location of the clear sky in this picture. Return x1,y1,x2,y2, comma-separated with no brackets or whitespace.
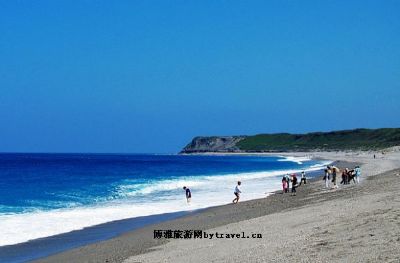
0,1,399,153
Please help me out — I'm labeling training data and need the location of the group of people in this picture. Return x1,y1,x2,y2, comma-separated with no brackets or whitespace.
182,165,361,204
324,165,361,189
281,171,307,196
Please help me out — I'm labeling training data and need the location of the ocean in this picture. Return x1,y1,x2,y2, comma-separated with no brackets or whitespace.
0,153,331,248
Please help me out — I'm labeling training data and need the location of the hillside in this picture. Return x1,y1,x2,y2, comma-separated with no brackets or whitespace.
180,128,400,153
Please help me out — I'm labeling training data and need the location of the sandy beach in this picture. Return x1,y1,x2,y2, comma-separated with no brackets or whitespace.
36,148,400,263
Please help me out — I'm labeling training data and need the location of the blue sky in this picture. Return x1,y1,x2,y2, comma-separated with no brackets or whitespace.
0,1,399,153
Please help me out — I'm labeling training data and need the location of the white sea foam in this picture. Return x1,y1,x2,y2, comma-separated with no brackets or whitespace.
277,156,312,164
116,161,330,199
116,180,207,197
0,161,332,246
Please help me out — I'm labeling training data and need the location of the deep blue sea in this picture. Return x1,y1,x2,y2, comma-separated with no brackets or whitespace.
0,153,330,246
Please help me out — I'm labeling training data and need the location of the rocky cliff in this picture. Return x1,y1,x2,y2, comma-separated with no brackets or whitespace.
180,136,246,153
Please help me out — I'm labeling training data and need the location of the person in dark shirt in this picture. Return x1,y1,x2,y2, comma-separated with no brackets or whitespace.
291,174,298,196
340,169,347,185
183,186,191,203
348,169,356,184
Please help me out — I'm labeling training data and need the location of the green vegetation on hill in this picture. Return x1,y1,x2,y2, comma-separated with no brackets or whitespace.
236,128,400,151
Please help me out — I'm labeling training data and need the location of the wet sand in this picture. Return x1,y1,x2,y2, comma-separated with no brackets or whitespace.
37,148,400,263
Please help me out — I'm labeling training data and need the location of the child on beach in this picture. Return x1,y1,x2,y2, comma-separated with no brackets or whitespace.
282,177,288,193
232,181,242,204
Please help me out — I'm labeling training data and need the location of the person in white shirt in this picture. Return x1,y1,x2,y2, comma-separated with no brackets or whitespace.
232,181,242,204
355,166,361,183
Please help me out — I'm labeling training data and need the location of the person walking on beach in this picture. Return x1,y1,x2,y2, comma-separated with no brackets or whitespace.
324,169,330,189
300,171,307,185
233,181,242,204
282,176,288,194
291,174,298,196
345,168,350,184
355,166,361,184
329,166,339,189
340,168,349,185
285,174,291,192
348,169,356,184
183,186,191,203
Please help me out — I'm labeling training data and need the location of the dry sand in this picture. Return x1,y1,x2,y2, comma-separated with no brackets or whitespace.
38,148,400,263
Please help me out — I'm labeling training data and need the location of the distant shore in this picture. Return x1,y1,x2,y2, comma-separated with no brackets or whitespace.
35,148,400,263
